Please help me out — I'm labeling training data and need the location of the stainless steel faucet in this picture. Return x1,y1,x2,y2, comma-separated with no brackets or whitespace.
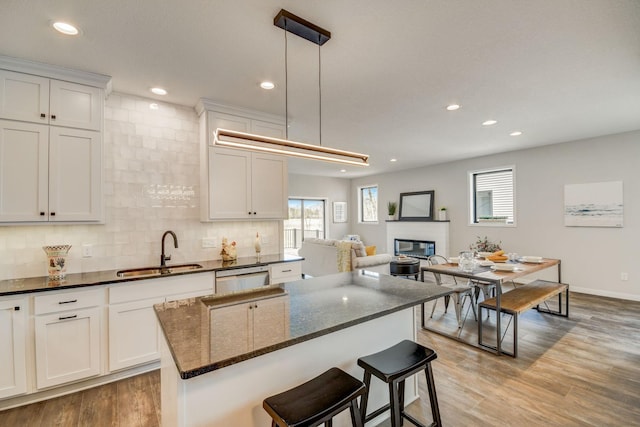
161,231,178,267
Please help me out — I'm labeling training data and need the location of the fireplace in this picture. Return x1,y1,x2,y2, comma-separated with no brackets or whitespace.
394,238,435,260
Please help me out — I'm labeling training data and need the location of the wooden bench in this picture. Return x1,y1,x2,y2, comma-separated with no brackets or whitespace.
478,279,569,357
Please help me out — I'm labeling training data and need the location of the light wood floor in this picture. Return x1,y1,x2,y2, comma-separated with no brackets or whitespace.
1,291,639,426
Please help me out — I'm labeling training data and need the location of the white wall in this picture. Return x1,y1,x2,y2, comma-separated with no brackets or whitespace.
350,130,640,300
0,93,281,281
288,173,351,240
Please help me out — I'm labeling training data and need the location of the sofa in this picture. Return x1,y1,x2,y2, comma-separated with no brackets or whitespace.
297,238,392,277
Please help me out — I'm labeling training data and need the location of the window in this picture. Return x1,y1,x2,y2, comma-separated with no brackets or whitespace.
359,185,378,223
284,199,325,255
469,167,515,225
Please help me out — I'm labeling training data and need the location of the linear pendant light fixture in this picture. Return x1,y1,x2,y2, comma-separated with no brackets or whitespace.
213,9,369,167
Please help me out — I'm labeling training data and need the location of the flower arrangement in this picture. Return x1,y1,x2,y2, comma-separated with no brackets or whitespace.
470,236,502,253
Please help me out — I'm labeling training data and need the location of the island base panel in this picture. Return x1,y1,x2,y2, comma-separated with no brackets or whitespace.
161,308,419,427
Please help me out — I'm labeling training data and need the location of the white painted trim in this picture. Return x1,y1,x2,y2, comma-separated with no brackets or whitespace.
195,98,284,124
569,287,640,302
0,55,112,92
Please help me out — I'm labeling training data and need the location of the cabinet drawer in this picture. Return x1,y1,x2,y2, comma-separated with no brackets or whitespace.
270,262,302,283
34,288,103,315
109,272,214,304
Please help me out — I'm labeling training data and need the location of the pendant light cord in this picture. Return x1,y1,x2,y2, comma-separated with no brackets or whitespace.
284,19,289,139
318,34,322,146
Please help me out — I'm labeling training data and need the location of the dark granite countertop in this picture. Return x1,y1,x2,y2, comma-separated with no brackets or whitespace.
0,254,302,296
154,271,452,379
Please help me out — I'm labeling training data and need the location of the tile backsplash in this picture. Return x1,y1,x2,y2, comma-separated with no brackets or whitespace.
0,93,281,281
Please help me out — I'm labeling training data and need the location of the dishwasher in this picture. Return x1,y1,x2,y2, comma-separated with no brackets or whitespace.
215,265,270,294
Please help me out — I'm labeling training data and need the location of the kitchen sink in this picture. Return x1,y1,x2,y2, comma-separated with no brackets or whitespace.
116,263,203,278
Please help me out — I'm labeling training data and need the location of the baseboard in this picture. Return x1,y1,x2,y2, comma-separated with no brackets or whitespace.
0,362,159,411
569,287,640,302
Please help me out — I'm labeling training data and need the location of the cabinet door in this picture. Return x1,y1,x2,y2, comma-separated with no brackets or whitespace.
49,80,102,131
108,297,164,372
251,119,286,139
0,298,27,399
208,146,251,219
0,70,50,124
209,302,252,360
35,306,101,389
251,152,287,219
49,127,102,221
0,120,48,222
252,296,289,350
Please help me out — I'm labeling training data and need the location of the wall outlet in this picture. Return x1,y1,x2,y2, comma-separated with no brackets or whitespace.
621,272,629,281
202,238,217,248
82,244,93,258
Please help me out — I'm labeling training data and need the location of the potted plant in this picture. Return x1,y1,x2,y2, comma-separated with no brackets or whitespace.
387,201,397,221
438,207,447,221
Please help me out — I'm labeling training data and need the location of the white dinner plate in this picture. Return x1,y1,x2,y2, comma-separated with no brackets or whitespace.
519,256,544,263
491,264,518,272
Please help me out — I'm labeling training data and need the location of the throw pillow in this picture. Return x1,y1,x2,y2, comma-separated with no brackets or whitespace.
352,242,367,257
365,245,376,256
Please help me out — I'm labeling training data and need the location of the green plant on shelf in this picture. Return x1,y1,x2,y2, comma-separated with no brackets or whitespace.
387,201,397,216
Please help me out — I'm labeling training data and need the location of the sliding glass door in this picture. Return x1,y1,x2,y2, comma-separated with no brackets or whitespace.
284,199,325,255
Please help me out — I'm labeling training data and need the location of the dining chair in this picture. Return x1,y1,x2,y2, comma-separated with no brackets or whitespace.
427,255,477,328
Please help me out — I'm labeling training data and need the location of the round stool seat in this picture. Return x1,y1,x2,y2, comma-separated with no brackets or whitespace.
263,367,366,427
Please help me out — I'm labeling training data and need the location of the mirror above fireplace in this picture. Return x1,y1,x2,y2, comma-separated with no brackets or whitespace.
398,190,435,221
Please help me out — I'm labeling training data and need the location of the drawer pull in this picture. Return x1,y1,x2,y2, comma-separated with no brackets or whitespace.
58,314,78,321
40,113,46,118
281,269,292,273
51,114,57,120
15,306,20,311
58,299,78,305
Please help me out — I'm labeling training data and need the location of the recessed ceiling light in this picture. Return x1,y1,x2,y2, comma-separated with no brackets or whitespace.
510,131,522,136
151,87,167,96
446,104,460,111
260,81,275,90
52,22,79,35
390,158,397,162
149,103,159,110
482,120,497,126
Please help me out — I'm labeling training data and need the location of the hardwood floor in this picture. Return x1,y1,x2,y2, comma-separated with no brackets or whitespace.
1,292,638,426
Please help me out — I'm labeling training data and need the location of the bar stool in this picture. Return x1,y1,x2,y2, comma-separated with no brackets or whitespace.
263,367,366,427
357,340,442,427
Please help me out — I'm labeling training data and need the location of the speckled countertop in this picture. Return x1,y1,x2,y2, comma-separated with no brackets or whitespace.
0,254,302,296
154,271,452,379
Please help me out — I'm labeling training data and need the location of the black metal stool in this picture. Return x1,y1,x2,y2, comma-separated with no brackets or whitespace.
357,340,441,427
263,367,366,427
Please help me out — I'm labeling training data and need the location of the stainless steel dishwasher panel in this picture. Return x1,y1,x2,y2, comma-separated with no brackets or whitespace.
215,265,270,294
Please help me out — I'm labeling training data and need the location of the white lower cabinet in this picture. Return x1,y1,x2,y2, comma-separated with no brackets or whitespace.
0,297,27,399
108,296,165,372
269,261,302,284
108,272,214,372
34,305,101,389
209,294,289,361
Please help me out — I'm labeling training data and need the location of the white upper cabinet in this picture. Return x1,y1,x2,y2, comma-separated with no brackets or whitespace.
0,70,102,131
0,58,109,224
198,102,288,221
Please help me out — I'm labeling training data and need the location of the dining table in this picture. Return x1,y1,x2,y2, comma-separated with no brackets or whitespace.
420,258,561,355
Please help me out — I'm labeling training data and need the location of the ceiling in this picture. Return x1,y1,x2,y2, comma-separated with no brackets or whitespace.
2,0,639,177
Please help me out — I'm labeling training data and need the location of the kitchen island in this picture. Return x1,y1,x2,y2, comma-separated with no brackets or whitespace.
155,271,451,427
